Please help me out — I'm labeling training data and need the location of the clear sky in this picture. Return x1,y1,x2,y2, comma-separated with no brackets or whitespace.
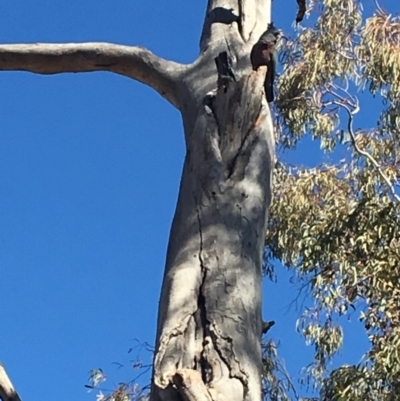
0,1,392,400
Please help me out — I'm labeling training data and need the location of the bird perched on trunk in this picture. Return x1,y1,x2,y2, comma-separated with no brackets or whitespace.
250,23,280,102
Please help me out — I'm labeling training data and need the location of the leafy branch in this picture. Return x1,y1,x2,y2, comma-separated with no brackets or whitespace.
325,83,400,202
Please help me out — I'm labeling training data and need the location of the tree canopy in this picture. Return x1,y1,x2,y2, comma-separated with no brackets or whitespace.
264,0,400,399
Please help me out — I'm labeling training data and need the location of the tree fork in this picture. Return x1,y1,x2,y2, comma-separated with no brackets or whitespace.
0,1,276,399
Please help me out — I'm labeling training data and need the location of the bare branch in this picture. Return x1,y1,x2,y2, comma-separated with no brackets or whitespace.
0,364,21,401
333,100,400,203
0,42,185,108
374,0,387,16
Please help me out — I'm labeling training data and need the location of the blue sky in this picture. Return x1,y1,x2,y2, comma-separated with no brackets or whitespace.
0,1,392,400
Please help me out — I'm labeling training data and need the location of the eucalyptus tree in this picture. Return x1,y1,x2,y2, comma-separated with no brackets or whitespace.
3,0,399,400
265,0,400,399
0,1,279,401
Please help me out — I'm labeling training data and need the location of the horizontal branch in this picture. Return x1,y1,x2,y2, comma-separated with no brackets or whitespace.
0,42,185,108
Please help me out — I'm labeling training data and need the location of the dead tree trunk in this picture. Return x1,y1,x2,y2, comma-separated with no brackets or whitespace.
0,1,274,400
152,2,274,401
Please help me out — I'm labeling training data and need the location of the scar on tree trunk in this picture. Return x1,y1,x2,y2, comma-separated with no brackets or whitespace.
152,44,274,401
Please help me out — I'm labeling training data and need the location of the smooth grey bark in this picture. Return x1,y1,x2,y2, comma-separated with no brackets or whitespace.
0,1,274,400
153,71,274,401
0,43,184,108
152,2,274,401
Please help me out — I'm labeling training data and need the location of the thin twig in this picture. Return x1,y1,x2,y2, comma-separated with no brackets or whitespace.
374,0,387,17
332,100,400,203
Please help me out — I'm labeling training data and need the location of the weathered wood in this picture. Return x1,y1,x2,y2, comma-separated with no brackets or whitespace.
0,364,21,401
0,2,273,401
152,62,274,401
200,0,270,52
151,2,273,400
0,43,185,108
238,0,271,42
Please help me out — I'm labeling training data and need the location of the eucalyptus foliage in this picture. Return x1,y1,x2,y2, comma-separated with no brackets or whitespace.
264,0,400,399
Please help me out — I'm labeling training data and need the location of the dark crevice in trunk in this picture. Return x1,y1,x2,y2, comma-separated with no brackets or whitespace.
152,41,273,401
227,117,261,179
195,196,212,384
